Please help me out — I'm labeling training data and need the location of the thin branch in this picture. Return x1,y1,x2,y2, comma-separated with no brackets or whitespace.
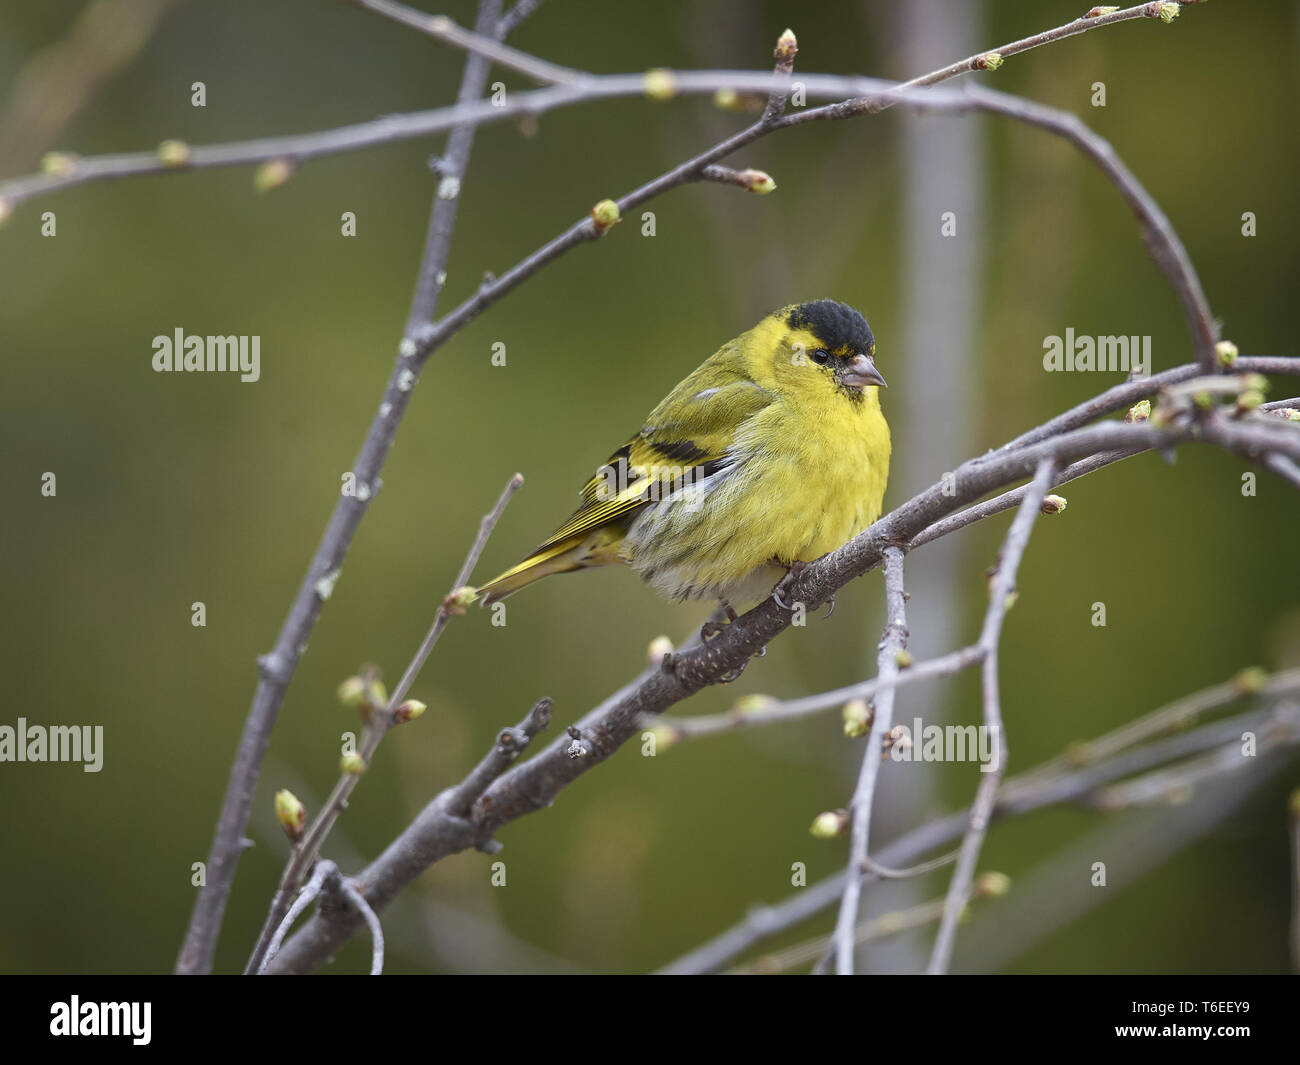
357,0,584,85
387,471,524,713
260,861,332,974
161,4,1256,970
998,359,1296,453
175,0,511,975
259,860,384,975
881,2,1181,99
497,0,545,37
0,6,1194,211
651,644,984,738
333,873,385,976
266,405,1300,972
926,458,1056,975
735,895,949,976
242,471,523,974
831,545,908,975
1260,397,1300,412
661,700,1300,974
1006,665,1300,801
443,696,553,821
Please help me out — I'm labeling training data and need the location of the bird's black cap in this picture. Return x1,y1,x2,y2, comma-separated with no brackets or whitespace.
785,300,875,355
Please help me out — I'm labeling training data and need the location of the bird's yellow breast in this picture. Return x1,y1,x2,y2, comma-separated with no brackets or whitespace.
623,383,890,602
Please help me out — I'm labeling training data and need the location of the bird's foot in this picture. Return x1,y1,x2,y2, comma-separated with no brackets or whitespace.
772,561,807,611
700,602,739,642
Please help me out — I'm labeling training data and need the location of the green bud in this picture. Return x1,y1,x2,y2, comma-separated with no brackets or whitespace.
736,168,777,194
774,28,798,61
1158,2,1180,24
1087,6,1121,16
646,634,674,667
340,752,367,775
643,68,677,102
274,789,306,841
733,693,777,716
590,198,621,233
842,698,873,738
338,675,367,707
978,52,1003,71
1193,390,1213,410
40,151,78,176
1232,666,1267,695
254,157,294,192
1214,340,1239,368
156,139,192,167
394,699,427,724
1040,494,1068,515
810,809,848,839
713,87,740,110
1236,390,1265,412
443,585,477,615
645,723,682,751
894,649,913,669
973,871,1011,897
1125,399,1151,423
1277,408,1300,422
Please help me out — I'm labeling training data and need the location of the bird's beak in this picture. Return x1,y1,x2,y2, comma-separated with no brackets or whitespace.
839,352,887,389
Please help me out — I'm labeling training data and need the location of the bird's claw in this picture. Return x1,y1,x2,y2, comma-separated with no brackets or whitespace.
718,662,747,683
772,561,807,612
700,602,740,642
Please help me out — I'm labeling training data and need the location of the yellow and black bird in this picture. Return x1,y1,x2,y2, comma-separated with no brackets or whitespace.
478,300,890,612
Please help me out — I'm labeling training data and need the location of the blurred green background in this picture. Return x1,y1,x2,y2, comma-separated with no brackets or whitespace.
1,0,1297,975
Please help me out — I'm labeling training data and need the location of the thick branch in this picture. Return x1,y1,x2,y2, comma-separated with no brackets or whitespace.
267,403,1300,971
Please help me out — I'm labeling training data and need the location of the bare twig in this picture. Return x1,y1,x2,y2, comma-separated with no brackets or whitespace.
333,873,385,976
140,3,1277,970
259,860,383,975
357,0,583,85
926,458,1056,975
243,471,523,974
735,895,949,975
388,472,524,713
497,0,545,37
444,696,553,821
266,407,1300,972
651,643,984,738
662,700,1300,974
831,546,908,975
1006,666,1300,801
260,860,333,974
175,0,511,975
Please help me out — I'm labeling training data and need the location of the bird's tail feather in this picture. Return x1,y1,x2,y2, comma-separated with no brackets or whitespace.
477,528,626,604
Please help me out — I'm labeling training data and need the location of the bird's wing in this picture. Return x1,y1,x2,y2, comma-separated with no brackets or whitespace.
530,374,774,554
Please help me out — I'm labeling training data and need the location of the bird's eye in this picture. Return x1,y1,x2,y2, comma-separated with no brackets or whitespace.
810,349,831,365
